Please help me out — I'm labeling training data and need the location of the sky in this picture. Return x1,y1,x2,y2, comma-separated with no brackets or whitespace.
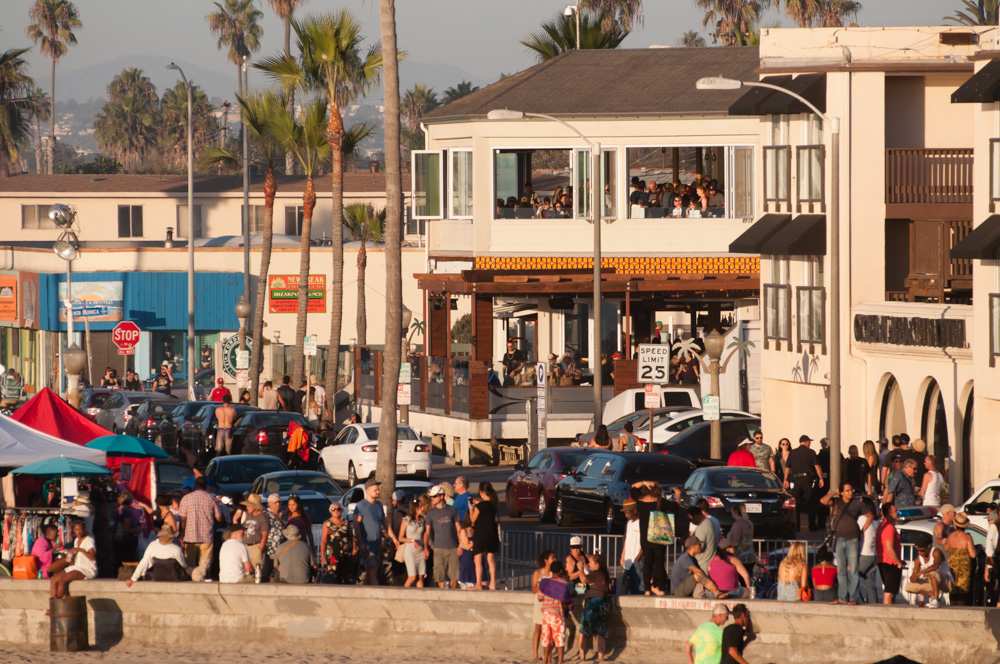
3,0,970,101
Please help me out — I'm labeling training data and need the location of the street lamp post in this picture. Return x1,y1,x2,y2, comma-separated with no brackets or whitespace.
400,306,413,425
167,62,197,400
486,108,604,427
563,4,581,51
704,330,725,460
241,56,251,321
696,75,842,490
49,205,84,406
236,296,251,394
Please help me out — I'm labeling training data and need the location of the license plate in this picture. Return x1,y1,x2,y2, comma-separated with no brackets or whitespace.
745,503,762,514
396,464,406,473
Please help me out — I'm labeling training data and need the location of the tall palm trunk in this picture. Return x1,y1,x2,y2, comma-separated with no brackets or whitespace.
283,18,295,175
356,240,367,346
48,57,55,174
323,106,345,421
250,164,277,405
292,176,316,387
34,116,43,175
375,0,403,503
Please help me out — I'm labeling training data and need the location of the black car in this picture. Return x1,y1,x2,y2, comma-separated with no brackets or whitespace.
234,411,317,458
682,466,796,538
203,454,288,497
155,459,195,497
661,416,762,467
179,403,259,467
131,399,181,452
554,452,694,533
250,470,343,499
506,447,598,520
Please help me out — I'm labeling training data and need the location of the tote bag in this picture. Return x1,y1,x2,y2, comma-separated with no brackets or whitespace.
647,510,675,545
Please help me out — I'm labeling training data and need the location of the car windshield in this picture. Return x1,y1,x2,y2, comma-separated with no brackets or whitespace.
157,463,193,492
245,413,307,427
82,392,113,409
261,475,341,496
362,425,419,440
286,497,331,525
129,395,168,405
709,470,781,490
215,458,286,484
555,450,596,472
623,461,686,484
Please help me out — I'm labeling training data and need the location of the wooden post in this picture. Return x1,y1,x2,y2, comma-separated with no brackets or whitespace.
624,282,632,358
444,292,452,415
374,350,382,406
672,148,680,183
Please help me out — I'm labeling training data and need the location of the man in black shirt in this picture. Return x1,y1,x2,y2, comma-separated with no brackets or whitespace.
720,603,755,664
275,375,298,413
820,482,872,604
501,340,525,385
783,434,825,532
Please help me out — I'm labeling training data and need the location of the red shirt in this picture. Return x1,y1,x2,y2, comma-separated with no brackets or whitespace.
811,563,837,588
209,386,232,402
726,447,756,468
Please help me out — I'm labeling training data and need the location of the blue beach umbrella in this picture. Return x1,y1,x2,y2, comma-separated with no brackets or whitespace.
12,456,112,477
85,434,168,459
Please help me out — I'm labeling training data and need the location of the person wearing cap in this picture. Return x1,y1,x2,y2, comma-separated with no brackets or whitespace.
261,493,285,583
686,603,729,664
671,535,719,599
720,603,756,664
209,376,232,403
218,525,252,583
426,484,462,589
618,499,643,595
240,494,269,570
565,535,587,586
783,434,824,532
129,525,188,586
355,478,387,585
726,439,756,468
275,524,314,584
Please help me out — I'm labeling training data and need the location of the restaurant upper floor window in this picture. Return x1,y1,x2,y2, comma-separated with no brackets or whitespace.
763,283,791,350
117,205,143,238
797,145,825,212
177,204,204,239
449,149,473,219
284,205,304,235
625,146,753,220
21,204,57,229
763,146,790,211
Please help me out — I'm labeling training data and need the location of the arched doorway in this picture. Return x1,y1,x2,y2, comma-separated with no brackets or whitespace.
919,378,949,460
878,375,906,441
961,386,974,500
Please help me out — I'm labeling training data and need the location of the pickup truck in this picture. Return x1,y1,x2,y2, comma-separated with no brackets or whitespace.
601,386,700,425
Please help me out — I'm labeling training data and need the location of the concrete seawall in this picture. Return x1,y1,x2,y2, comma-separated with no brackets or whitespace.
1,581,999,663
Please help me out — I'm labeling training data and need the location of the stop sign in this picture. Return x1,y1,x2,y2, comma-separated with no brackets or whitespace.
112,320,142,355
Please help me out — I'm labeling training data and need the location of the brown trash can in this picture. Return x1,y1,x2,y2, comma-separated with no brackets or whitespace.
49,596,88,652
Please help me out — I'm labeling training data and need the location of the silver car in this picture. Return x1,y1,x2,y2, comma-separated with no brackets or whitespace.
81,389,174,433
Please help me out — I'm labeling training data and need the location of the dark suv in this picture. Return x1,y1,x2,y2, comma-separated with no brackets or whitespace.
661,416,762,467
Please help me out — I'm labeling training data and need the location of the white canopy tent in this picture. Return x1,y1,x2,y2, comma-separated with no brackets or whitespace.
0,414,106,468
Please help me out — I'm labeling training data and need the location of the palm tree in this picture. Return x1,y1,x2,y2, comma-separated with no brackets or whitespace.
204,91,290,404
266,0,304,173
680,30,707,48
207,0,264,98
269,98,329,386
374,0,403,504
257,10,383,416
25,86,50,174
696,0,767,47
780,0,861,27
945,0,999,24
442,80,478,105
93,68,159,172
0,48,35,177
342,203,384,347
581,0,643,31
402,84,438,133
26,0,81,174
521,11,629,62
159,81,218,172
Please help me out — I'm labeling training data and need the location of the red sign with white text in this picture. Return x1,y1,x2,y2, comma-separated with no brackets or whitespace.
112,320,142,355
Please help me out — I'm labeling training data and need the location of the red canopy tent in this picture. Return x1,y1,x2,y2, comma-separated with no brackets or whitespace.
10,387,112,445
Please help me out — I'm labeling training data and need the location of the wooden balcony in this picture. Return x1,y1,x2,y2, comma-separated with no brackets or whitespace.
885,219,972,304
885,148,973,218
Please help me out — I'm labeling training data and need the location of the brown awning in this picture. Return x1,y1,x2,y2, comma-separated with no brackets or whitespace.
952,60,1000,103
951,215,1000,259
760,214,826,256
729,213,792,254
729,74,827,116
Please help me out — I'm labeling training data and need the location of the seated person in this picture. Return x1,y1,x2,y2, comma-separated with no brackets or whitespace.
128,525,188,585
31,524,59,579
219,524,253,584
670,536,720,598
707,183,724,208
708,538,752,598
535,197,553,218
670,196,685,218
275,524,314,584
558,354,582,386
48,519,96,599
904,542,952,608
686,199,702,218
810,549,837,602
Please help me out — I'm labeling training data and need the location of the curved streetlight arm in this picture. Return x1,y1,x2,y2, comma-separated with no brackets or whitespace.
520,111,596,151
739,80,839,132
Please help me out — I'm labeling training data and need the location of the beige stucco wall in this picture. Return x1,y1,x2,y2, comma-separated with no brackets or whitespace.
759,26,990,64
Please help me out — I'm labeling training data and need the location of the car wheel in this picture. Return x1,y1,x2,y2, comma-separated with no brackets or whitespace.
506,486,521,518
348,462,358,486
604,502,617,534
555,495,569,527
537,493,549,522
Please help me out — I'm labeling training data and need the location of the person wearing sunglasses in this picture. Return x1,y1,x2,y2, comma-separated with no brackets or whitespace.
320,502,357,584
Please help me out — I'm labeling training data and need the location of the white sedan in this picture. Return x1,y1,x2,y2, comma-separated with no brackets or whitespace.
319,423,431,486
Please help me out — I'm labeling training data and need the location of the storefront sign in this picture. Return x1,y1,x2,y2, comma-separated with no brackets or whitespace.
268,275,326,314
0,275,16,323
221,334,254,378
853,314,968,349
58,280,123,322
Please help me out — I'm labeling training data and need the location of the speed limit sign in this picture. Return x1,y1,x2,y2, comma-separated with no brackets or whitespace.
637,344,671,384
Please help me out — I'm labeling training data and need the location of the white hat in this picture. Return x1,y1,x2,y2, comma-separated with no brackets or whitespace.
569,536,583,547
428,485,444,497
712,604,731,617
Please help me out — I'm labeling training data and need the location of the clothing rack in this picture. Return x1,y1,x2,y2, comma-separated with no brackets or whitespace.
1,507,74,563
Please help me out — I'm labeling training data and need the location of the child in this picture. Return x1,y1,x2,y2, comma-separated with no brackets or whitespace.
538,561,573,664
531,550,557,661
458,523,476,589
579,554,611,662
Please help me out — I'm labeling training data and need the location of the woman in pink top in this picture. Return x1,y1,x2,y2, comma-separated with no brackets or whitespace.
30,524,59,578
708,539,751,598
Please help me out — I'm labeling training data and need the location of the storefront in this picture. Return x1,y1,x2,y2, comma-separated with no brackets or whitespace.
0,271,42,393
38,271,245,390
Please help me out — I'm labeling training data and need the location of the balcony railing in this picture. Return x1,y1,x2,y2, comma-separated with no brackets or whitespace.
886,148,973,205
